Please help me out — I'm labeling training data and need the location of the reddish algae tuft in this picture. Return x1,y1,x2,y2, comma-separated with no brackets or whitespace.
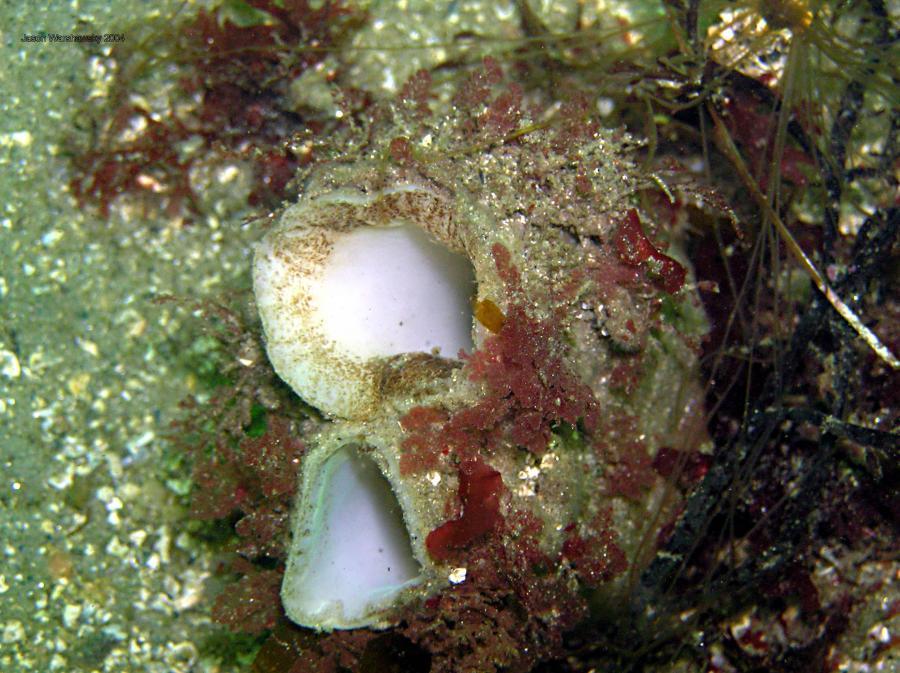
398,405,449,475
69,0,362,220
595,414,656,501
212,558,283,635
561,509,629,587
426,458,505,560
614,209,687,294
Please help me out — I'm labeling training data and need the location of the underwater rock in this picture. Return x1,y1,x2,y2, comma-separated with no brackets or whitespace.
252,66,711,633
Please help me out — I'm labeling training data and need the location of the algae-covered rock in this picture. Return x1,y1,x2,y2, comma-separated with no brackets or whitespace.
251,61,711,634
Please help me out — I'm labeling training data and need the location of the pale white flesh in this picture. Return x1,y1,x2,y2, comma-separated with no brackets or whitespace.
312,223,474,359
281,447,421,629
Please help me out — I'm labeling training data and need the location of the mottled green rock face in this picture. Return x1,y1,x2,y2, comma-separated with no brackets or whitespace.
253,64,711,631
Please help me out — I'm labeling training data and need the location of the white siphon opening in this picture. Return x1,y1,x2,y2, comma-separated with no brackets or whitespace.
312,222,475,360
282,445,421,628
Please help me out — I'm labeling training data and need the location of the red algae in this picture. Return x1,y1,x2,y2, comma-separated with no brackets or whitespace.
447,58,531,146
213,558,283,636
595,415,656,501
398,69,434,118
248,619,380,673
480,83,524,140
234,503,292,559
561,509,629,587
239,416,305,499
725,88,814,188
426,458,505,560
71,107,198,219
586,248,645,301
398,406,449,475
400,249,600,474
187,417,306,634
465,302,601,448
184,411,304,565
652,445,711,487
490,242,522,290
452,57,504,109
551,93,601,156
164,299,312,642
613,209,687,294
190,450,250,521
69,0,363,220
399,405,449,432
399,296,600,472
404,511,590,673
388,136,414,165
